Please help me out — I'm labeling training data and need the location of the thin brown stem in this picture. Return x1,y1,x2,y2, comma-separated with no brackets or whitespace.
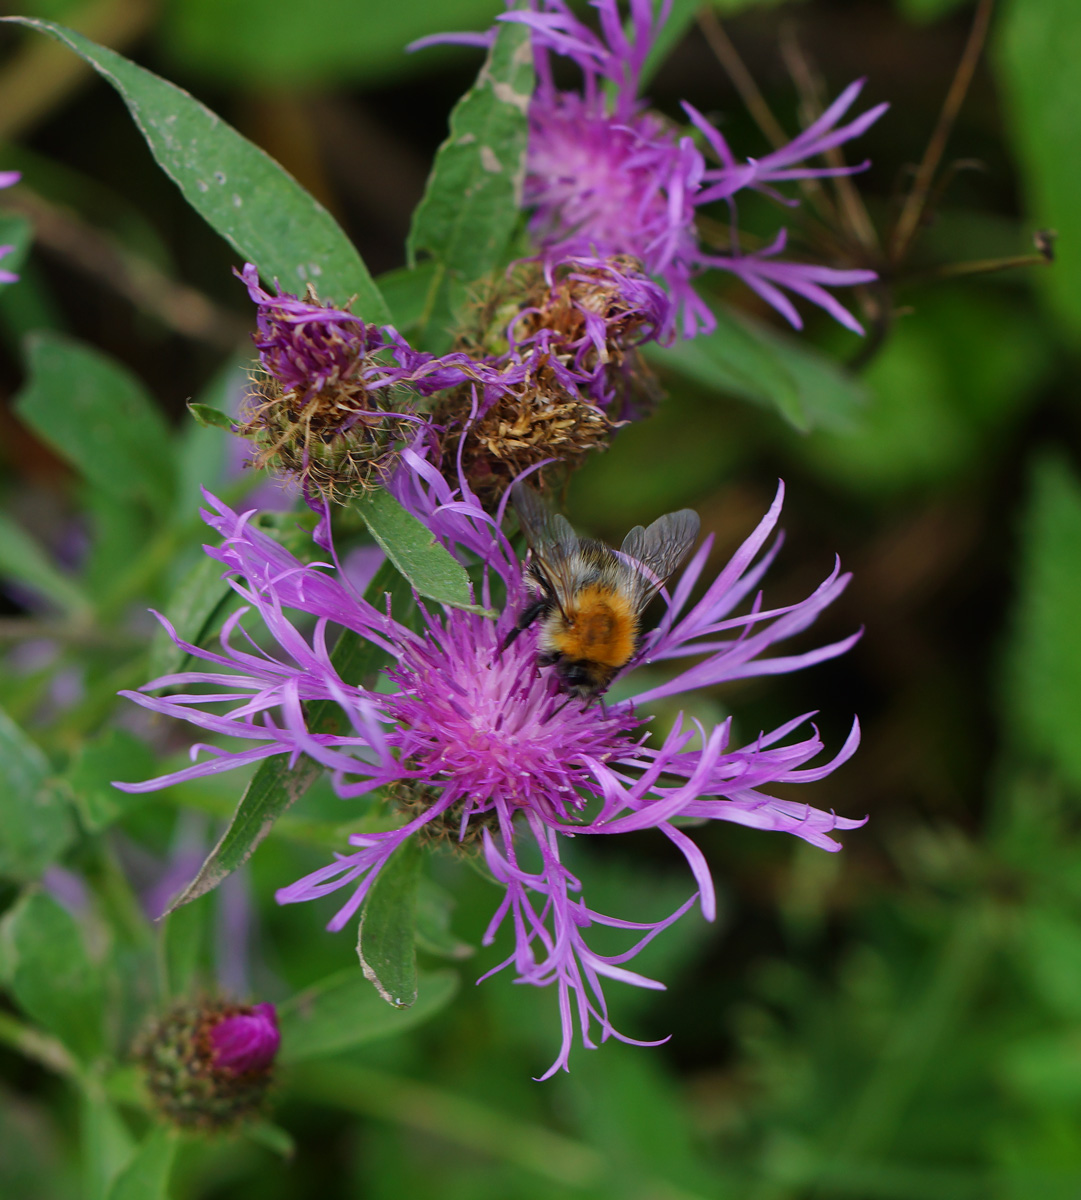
3,187,248,349
696,7,789,150
902,250,1054,286
696,8,843,230
889,0,994,263
780,26,880,255
0,617,142,647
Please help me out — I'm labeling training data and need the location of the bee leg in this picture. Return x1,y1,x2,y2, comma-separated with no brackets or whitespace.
500,598,549,654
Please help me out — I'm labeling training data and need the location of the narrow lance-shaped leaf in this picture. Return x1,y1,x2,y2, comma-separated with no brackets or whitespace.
165,561,414,913
407,3,533,284
648,303,805,429
278,967,459,1062
14,333,176,516
357,836,422,1008
3,17,388,318
356,488,482,611
649,300,867,433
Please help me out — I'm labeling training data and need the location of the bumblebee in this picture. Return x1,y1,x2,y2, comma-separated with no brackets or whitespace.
505,484,700,699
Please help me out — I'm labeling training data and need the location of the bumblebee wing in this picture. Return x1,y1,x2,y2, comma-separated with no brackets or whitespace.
511,483,581,611
620,509,700,610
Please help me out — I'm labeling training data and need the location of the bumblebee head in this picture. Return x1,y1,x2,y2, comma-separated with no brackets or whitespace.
555,658,611,700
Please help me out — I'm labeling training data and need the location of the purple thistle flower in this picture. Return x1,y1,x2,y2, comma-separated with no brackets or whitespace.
207,1002,280,1074
418,2,885,338
117,464,862,1077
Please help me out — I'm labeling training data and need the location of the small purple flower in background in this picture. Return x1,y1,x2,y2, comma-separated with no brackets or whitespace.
0,169,21,283
117,461,862,1078
208,1002,280,1074
417,1,885,338
140,997,281,1128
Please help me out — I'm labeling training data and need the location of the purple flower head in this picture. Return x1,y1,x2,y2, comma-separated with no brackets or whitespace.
421,2,885,337
208,1002,280,1074
118,465,862,1078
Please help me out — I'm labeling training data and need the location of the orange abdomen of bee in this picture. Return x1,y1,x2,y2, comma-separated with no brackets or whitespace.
547,586,639,668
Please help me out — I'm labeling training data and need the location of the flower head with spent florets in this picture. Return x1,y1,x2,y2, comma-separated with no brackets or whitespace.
117,454,863,1078
240,254,673,504
415,0,886,338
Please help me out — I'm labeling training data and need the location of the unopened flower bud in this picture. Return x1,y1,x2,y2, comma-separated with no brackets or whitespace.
138,998,280,1130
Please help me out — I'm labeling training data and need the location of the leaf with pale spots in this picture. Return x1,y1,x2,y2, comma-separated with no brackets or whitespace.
357,837,422,1008
356,488,485,612
407,1,533,289
3,17,388,319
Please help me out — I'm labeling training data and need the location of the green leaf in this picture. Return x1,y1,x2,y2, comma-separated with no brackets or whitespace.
1003,456,1081,788
174,354,248,519
415,877,475,960
244,1121,296,1159
164,561,410,912
14,332,176,515
3,17,388,318
0,890,106,1062
0,704,74,882
648,303,805,428
407,5,533,285
0,212,33,285
278,967,458,1062
64,727,158,834
147,553,236,682
159,895,210,999
639,0,701,89
80,1090,136,1200
758,317,869,433
356,489,478,610
0,509,91,617
357,837,422,1008
376,261,441,333
996,0,1081,342
105,1126,178,1200
186,401,234,431
161,0,506,89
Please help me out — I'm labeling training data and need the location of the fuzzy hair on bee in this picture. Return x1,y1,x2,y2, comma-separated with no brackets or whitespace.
504,483,700,699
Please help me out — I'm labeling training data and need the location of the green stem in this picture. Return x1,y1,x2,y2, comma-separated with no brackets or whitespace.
0,1009,80,1078
288,1061,603,1188
288,1061,710,1199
